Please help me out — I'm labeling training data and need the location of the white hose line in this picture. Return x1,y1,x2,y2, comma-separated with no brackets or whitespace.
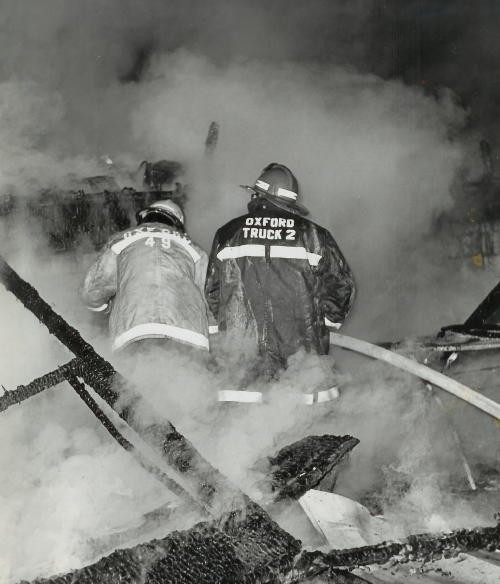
330,332,500,421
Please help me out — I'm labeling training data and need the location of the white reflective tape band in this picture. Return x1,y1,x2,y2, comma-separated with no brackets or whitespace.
87,303,109,312
216,244,321,266
306,252,322,266
218,390,263,403
302,386,340,405
276,187,298,201
255,179,270,191
269,246,322,266
325,318,341,329
318,387,340,402
111,231,200,262
113,323,209,351
217,244,265,260
209,325,219,334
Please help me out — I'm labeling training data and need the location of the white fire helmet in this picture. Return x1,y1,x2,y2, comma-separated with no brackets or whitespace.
136,199,185,229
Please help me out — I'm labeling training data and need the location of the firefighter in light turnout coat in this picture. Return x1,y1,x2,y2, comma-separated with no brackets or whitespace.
205,163,355,404
81,200,210,354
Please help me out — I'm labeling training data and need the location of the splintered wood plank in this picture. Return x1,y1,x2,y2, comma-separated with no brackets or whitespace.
354,554,500,584
353,567,453,583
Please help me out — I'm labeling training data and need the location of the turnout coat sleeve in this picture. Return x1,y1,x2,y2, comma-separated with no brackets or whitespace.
317,230,356,328
204,229,222,325
80,243,118,312
194,246,209,294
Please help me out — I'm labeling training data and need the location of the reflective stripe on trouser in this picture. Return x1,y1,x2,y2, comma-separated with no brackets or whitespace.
218,390,263,403
302,386,339,405
217,387,339,404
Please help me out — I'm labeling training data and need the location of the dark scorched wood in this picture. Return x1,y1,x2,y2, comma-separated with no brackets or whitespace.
0,358,79,412
0,254,256,513
295,522,500,576
267,435,360,501
23,508,301,584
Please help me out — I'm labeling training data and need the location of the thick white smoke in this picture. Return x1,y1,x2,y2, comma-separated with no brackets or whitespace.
0,2,499,582
129,51,473,342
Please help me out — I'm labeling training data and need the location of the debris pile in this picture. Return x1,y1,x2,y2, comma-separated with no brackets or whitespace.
1,254,498,584
0,161,186,251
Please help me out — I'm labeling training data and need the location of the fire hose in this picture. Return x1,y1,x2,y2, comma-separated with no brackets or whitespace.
330,332,500,420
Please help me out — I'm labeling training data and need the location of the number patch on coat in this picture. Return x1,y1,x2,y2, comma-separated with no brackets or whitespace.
144,236,171,249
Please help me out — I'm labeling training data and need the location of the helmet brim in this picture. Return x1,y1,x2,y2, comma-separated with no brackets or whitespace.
240,185,309,216
239,184,257,194
136,208,184,229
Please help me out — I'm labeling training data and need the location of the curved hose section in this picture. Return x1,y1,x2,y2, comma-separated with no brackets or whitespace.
330,332,500,420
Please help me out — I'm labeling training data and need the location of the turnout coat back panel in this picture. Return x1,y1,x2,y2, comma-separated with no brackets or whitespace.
81,222,209,350
205,201,355,368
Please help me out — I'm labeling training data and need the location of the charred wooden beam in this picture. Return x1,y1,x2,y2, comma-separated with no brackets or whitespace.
0,358,80,412
65,373,204,511
0,254,263,514
1,358,203,510
295,522,500,577
267,435,359,502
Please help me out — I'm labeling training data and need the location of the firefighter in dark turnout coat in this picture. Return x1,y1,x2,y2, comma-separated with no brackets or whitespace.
205,163,355,403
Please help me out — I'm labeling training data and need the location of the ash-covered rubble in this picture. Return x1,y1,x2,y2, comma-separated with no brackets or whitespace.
0,158,186,251
0,123,219,253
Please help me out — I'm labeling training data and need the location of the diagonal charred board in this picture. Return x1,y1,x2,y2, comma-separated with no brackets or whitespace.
0,345,205,508
295,522,500,578
267,435,359,502
65,373,203,511
0,255,262,514
0,358,80,412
